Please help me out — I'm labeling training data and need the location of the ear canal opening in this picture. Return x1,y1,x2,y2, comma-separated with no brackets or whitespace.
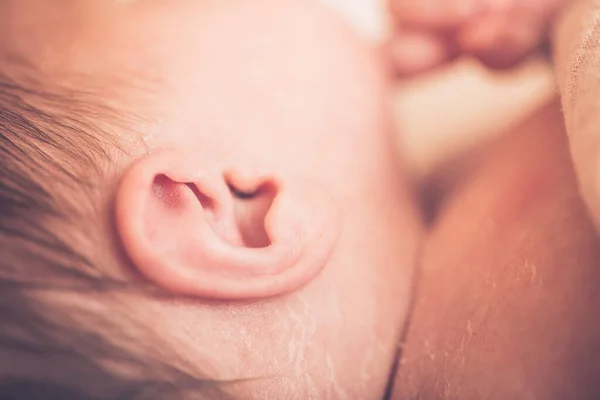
230,181,277,249
227,182,258,200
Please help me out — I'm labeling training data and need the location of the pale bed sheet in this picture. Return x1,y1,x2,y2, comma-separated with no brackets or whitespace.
322,0,557,177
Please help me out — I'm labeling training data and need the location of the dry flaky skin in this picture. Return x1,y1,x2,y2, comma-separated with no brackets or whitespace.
389,0,571,74
392,101,600,399
0,1,422,398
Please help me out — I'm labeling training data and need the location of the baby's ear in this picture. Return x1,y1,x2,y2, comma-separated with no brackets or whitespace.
114,151,340,300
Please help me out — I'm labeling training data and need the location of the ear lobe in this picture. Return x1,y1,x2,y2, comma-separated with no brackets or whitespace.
115,151,340,300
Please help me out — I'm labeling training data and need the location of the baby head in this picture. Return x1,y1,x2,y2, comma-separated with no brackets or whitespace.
0,0,421,398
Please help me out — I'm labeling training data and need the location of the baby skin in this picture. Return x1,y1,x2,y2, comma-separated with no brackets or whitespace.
387,1,600,398
391,101,600,399
0,0,421,399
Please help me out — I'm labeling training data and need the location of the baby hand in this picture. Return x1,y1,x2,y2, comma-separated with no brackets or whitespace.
389,0,570,75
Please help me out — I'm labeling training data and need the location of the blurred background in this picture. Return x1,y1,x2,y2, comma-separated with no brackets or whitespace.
323,0,557,179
